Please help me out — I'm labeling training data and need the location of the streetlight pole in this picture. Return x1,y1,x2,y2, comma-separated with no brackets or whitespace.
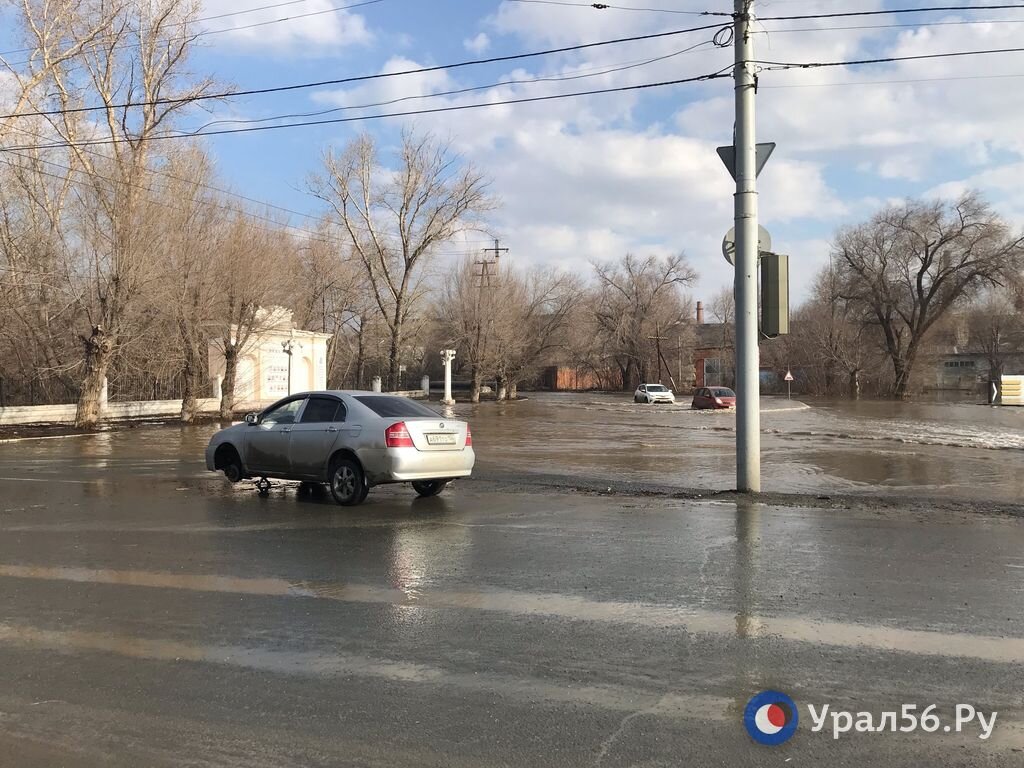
733,0,761,492
282,337,302,396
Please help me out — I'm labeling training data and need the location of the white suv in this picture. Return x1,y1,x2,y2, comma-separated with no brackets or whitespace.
634,384,676,404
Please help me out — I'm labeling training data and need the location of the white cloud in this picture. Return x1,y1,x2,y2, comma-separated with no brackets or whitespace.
312,56,454,111
200,0,373,54
464,32,490,54
295,2,1024,303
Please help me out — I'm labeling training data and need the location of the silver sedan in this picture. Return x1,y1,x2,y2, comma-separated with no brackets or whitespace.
206,391,474,505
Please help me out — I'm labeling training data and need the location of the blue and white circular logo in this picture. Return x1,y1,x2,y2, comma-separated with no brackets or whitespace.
744,690,799,745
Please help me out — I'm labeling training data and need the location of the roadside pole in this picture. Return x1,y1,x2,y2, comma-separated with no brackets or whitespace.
441,349,456,406
733,0,761,492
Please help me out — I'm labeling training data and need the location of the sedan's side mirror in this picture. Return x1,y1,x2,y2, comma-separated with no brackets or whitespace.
245,412,259,425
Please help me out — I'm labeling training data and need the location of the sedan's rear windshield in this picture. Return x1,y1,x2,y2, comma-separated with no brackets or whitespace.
355,396,441,418
712,388,736,397
647,385,668,392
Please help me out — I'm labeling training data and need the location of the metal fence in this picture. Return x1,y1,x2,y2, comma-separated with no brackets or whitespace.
0,375,81,407
0,372,212,407
106,372,207,402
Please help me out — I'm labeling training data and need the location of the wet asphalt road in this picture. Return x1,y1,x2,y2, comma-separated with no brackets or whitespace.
1,406,1023,766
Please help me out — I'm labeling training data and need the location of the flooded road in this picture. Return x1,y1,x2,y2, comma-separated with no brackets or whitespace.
457,392,1024,502
0,398,1022,766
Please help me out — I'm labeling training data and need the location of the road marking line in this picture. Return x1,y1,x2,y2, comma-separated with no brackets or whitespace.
1,620,1020,750
0,620,738,721
0,563,1022,664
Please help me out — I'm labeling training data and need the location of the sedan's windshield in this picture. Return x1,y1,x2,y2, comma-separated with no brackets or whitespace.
712,388,736,397
355,395,440,418
646,385,668,392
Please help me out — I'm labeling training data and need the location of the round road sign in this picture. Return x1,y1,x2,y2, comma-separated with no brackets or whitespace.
722,225,771,266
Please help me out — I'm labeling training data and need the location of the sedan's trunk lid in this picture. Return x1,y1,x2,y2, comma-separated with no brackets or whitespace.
399,418,469,451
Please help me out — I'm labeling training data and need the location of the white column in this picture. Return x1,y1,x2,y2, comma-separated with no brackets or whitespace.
421,375,430,397
372,376,382,393
441,350,456,405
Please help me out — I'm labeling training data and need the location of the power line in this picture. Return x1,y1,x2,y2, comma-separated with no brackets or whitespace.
0,22,727,121
0,69,732,152
0,149,377,245
756,46,1024,71
0,124,495,247
502,0,727,14
0,139,494,250
4,39,712,241
191,39,717,133
0,151,336,244
0,122,336,227
0,153,491,260
759,4,1024,22
505,2,1024,19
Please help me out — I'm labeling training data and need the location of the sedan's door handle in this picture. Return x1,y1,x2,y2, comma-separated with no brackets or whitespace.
282,428,292,434
327,426,338,433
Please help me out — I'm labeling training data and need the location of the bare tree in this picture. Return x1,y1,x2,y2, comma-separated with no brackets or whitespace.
150,148,222,421
833,192,1024,398
967,287,1022,382
309,129,494,390
292,224,375,389
6,0,219,426
592,253,697,390
492,265,580,399
437,258,497,402
709,285,735,351
0,140,80,401
208,215,297,420
0,0,126,142
804,268,875,398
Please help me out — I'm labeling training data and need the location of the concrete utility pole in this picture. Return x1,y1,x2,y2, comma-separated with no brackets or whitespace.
733,0,761,492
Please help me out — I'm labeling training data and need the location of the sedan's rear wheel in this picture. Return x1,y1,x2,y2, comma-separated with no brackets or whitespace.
329,458,368,506
412,479,447,498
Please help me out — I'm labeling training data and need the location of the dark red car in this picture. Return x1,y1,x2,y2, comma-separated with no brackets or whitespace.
691,387,737,410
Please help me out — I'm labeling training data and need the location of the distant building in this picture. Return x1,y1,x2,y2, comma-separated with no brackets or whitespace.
208,307,333,407
541,366,606,391
929,320,1024,394
693,301,735,389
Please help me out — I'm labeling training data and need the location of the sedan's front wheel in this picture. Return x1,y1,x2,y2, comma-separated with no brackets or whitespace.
412,479,448,498
329,458,368,506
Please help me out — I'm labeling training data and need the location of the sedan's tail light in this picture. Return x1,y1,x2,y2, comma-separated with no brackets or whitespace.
465,425,473,447
385,422,415,448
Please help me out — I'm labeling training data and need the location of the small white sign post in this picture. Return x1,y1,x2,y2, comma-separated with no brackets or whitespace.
784,370,794,399
441,349,457,405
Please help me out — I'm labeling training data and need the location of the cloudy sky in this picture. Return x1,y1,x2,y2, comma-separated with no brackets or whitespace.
9,0,1024,303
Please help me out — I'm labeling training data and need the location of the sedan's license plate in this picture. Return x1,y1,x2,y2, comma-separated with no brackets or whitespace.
426,433,457,445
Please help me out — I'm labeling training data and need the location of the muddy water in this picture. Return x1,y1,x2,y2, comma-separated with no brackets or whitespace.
450,393,1024,503
5,392,1020,503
